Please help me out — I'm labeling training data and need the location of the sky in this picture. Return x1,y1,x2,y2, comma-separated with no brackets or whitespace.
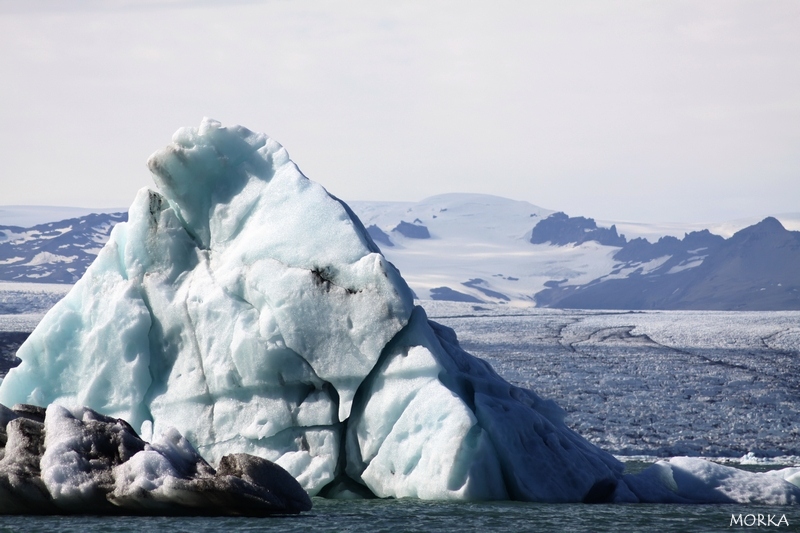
1,0,798,224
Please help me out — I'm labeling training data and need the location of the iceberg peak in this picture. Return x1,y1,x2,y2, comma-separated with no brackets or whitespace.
147,117,285,249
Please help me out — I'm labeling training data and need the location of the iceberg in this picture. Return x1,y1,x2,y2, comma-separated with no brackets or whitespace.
1,118,798,504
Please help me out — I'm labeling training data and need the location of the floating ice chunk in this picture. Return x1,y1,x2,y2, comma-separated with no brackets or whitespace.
620,457,800,504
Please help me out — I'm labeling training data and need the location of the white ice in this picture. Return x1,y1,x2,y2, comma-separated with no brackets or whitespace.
619,457,800,504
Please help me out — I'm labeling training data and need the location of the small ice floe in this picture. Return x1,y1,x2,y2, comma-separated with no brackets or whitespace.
618,457,800,505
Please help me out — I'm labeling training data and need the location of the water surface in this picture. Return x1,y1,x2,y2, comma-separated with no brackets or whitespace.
0,499,796,532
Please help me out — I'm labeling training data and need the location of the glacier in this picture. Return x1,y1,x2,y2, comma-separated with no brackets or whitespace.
1,118,799,504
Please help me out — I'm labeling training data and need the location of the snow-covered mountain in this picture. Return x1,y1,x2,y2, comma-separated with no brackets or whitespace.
1,196,798,309
351,195,800,309
537,216,800,310
599,212,800,241
0,212,127,283
350,193,619,305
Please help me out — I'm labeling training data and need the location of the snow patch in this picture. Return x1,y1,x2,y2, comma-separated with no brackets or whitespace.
25,252,78,266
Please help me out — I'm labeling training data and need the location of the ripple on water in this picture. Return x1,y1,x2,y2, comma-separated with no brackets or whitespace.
0,500,795,533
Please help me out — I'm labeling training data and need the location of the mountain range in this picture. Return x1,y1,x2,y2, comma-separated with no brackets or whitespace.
1,195,799,310
533,214,800,310
0,212,126,283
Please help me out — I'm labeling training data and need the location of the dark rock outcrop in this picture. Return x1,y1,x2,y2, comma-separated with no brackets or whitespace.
429,286,483,303
462,278,510,301
0,403,311,516
530,212,626,247
392,221,430,239
536,218,800,310
366,225,394,247
613,229,724,263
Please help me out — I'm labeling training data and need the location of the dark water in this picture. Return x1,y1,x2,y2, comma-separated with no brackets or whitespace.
0,499,797,533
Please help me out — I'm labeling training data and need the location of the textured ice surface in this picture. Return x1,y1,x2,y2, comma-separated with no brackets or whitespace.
620,457,800,504
345,307,623,501
0,403,311,515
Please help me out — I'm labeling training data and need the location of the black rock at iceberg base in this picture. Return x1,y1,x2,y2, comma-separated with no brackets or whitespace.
0,403,311,516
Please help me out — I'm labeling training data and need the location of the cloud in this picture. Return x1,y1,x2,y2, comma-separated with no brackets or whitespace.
1,1,798,223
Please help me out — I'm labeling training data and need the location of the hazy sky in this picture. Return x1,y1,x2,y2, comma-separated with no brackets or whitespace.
1,0,798,223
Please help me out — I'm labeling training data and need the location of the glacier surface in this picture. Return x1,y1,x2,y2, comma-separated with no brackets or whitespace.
1,119,799,504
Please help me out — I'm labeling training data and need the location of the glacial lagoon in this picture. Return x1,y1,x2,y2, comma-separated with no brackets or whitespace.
0,498,794,532
1,297,798,530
